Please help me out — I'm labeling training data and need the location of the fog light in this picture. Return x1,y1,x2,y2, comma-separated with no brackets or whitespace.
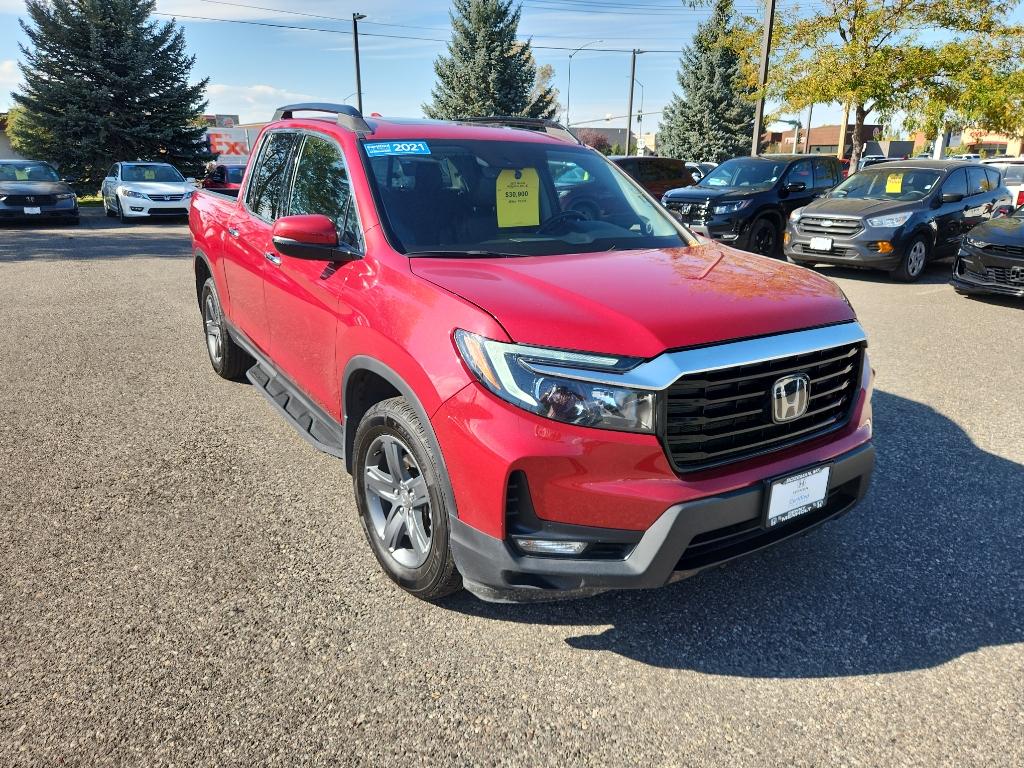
783,231,791,245
513,538,588,556
876,241,894,254
130,206,144,212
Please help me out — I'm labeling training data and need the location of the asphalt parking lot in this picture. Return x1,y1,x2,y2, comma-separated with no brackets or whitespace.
2,207,1022,767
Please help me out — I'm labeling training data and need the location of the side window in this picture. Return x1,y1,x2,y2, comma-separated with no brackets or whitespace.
649,159,682,181
812,158,837,189
245,131,298,221
617,158,638,178
984,168,1001,191
288,134,363,250
942,169,967,198
785,159,813,188
967,167,989,195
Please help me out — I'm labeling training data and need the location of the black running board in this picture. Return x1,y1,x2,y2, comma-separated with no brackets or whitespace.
246,361,346,459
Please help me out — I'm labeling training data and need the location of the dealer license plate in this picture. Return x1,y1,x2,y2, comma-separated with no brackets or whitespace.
24,207,42,215
765,465,831,528
808,236,833,251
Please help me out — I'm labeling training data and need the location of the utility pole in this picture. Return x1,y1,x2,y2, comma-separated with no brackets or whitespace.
750,0,778,156
625,49,638,155
634,78,645,155
803,103,814,153
352,13,367,113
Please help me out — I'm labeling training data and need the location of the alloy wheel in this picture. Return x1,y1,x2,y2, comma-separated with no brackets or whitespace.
907,241,927,277
204,293,223,364
363,434,432,569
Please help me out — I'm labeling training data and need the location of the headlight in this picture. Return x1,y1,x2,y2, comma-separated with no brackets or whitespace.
711,199,751,215
182,190,193,199
55,193,76,201
119,187,147,199
963,235,989,249
790,208,803,221
866,211,912,228
454,330,656,433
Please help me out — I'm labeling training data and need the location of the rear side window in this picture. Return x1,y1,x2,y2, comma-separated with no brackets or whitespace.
942,169,967,198
288,134,363,249
246,131,298,221
812,158,837,189
1000,165,1024,184
967,166,990,195
984,168,1001,190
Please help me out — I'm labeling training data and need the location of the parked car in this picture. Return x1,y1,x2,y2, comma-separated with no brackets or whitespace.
610,156,697,198
984,158,1024,208
959,153,982,160
785,160,1012,281
840,158,851,178
858,155,890,170
0,160,79,223
190,103,875,603
100,162,195,222
660,154,843,257
202,163,246,191
684,161,718,181
952,206,1024,299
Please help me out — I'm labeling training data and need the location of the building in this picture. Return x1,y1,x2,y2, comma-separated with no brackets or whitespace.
764,123,882,157
572,126,658,155
912,129,1022,158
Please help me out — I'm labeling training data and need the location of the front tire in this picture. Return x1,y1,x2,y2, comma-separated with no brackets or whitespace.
200,277,249,380
748,216,781,258
890,236,929,282
116,197,130,225
353,397,461,601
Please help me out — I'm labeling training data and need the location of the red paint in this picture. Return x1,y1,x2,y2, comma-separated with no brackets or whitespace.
190,114,871,541
272,214,339,246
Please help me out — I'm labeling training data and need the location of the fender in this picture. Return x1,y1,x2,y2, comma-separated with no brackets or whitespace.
342,356,461,520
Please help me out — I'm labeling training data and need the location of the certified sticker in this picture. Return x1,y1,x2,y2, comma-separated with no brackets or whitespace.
363,141,431,157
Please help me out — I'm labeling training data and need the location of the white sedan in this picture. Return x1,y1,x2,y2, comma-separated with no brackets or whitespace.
101,162,196,222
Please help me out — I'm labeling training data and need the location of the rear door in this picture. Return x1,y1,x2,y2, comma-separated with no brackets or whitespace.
811,157,839,197
263,132,366,414
964,166,994,232
223,130,299,353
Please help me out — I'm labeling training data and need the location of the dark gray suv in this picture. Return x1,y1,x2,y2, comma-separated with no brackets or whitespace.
785,160,1012,282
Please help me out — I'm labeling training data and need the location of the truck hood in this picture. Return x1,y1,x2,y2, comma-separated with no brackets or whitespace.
410,244,856,358
800,196,918,218
661,186,740,203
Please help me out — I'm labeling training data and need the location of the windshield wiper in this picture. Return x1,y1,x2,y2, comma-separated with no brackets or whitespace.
405,249,528,259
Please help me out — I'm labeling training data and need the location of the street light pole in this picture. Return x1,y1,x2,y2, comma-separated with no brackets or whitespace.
625,49,638,155
566,40,602,126
634,78,645,155
750,0,778,156
352,13,367,113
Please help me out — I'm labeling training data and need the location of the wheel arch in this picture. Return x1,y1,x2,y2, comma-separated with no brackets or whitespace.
193,249,214,308
342,356,460,519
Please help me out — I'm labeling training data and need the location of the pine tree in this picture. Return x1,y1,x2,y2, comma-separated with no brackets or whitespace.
10,0,209,188
425,0,556,120
659,0,754,163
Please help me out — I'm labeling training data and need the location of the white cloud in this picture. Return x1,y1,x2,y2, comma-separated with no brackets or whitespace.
206,82,315,123
0,59,21,111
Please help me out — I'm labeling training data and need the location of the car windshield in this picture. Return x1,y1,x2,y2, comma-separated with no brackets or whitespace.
829,167,942,201
697,158,786,189
0,161,61,183
363,139,695,256
122,164,184,183
226,166,245,183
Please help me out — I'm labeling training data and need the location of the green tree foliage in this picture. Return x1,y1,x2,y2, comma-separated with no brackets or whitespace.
768,0,1022,166
425,0,556,120
658,0,754,163
10,0,209,189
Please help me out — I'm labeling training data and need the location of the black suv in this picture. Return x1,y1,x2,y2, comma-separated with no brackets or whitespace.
785,160,1013,282
660,154,841,257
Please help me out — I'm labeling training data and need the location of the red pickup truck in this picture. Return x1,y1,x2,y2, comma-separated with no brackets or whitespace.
190,104,875,602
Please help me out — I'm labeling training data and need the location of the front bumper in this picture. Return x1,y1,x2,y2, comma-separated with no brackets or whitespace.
451,442,875,602
951,246,1024,298
665,207,752,248
0,201,79,221
784,222,905,270
118,193,191,217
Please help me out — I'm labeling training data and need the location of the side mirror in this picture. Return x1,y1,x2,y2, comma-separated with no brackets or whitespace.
941,192,965,204
784,181,807,193
271,215,361,262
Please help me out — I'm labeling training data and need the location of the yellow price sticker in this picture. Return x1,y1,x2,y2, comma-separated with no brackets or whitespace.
885,173,903,194
144,169,156,180
496,168,539,228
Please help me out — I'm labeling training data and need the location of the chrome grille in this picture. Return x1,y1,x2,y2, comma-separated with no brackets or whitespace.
664,199,709,222
799,216,862,237
986,266,1024,286
982,243,1024,258
663,342,864,472
3,194,57,206
147,193,186,202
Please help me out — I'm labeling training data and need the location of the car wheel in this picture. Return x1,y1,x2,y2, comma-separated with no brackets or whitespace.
116,197,130,225
200,277,249,380
353,397,461,601
749,217,781,258
104,197,115,217
890,236,929,282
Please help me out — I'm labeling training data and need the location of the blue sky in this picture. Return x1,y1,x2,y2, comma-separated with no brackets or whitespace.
0,0,914,133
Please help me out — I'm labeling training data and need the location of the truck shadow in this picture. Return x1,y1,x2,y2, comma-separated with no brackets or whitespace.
443,390,1024,678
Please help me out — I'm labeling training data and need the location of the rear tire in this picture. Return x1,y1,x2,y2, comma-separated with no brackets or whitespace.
748,216,781,258
353,397,461,601
890,236,929,282
200,277,249,380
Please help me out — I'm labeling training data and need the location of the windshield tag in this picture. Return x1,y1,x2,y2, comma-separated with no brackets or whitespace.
496,168,540,228
364,141,431,157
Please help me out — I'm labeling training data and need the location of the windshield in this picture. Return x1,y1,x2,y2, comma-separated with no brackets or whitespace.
830,167,942,201
363,139,694,256
122,164,184,183
0,161,61,183
697,157,786,189
226,166,245,183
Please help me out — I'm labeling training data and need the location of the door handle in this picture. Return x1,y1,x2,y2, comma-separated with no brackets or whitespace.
227,227,239,238
264,251,281,266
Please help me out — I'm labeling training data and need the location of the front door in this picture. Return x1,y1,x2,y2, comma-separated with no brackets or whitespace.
221,130,298,353
779,159,815,218
263,132,366,416
934,169,969,256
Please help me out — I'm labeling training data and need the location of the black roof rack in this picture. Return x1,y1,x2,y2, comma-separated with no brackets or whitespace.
457,116,580,144
272,103,373,135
